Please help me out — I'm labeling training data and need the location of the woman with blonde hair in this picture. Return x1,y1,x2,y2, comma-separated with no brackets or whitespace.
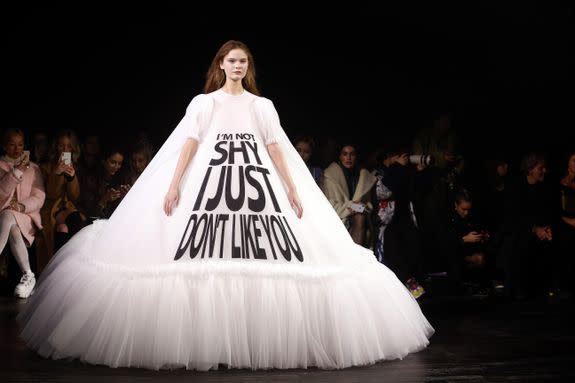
38,129,85,270
0,128,45,297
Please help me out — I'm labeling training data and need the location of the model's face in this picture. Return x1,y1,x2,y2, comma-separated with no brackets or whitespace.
295,141,312,163
339,146,357,169
220,49,248,82
57,136,73,156
568,154,575,175
455,200,472,219
529,162,546,183
104,153,123,176
131,152,148,173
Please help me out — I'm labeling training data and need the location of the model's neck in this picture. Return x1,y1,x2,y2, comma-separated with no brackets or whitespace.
221,81,244,96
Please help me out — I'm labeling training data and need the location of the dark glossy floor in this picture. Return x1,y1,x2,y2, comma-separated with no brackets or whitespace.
1,285,574,382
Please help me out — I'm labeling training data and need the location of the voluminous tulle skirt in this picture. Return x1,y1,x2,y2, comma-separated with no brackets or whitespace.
18,221,433,370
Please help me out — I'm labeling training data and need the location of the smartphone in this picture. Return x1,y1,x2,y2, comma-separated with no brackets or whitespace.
61,151,72,165
21,150,30,165
350,202,366,213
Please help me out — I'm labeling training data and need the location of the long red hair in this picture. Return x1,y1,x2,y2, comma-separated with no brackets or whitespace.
203,40,260,95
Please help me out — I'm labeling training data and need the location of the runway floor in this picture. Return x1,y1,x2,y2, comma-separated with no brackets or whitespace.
2,291,574,382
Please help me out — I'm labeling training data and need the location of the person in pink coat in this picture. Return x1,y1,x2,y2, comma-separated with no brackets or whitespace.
0,128,45,298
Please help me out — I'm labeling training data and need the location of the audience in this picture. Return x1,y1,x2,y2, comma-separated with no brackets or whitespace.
0,120,570,305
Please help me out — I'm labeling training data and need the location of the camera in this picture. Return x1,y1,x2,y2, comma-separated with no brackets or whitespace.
409,154,434,167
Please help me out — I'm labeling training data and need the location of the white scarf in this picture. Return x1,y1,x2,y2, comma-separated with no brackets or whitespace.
1,153,26,165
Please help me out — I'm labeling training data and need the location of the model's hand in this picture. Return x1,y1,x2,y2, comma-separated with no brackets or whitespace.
164,187,179,216
288,189,303,219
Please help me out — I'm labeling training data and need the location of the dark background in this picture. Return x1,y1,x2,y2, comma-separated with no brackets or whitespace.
4,3,574,174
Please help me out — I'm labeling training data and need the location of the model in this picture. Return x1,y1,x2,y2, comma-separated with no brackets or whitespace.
18,40,434,371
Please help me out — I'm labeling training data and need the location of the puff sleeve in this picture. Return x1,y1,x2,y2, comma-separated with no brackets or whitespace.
182,94,211,143
255,97,285,145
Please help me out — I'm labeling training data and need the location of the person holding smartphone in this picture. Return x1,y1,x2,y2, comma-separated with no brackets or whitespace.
77,146,126,220
0,128,45,298
38,130,85,270
443,188,491,296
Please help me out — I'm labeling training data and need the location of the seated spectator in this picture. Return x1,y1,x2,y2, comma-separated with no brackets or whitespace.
482,155,511,291
502,153,555,300
293,135,323,187
412,114,465,275
39,130,86,270
78,145,127,220
322,142,376,247
31,131,49,165
443,188,490,296
77,133,101,180
0,128,45,298
125,139,154,186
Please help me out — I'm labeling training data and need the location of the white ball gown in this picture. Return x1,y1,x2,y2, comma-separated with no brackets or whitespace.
17,89,434,371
